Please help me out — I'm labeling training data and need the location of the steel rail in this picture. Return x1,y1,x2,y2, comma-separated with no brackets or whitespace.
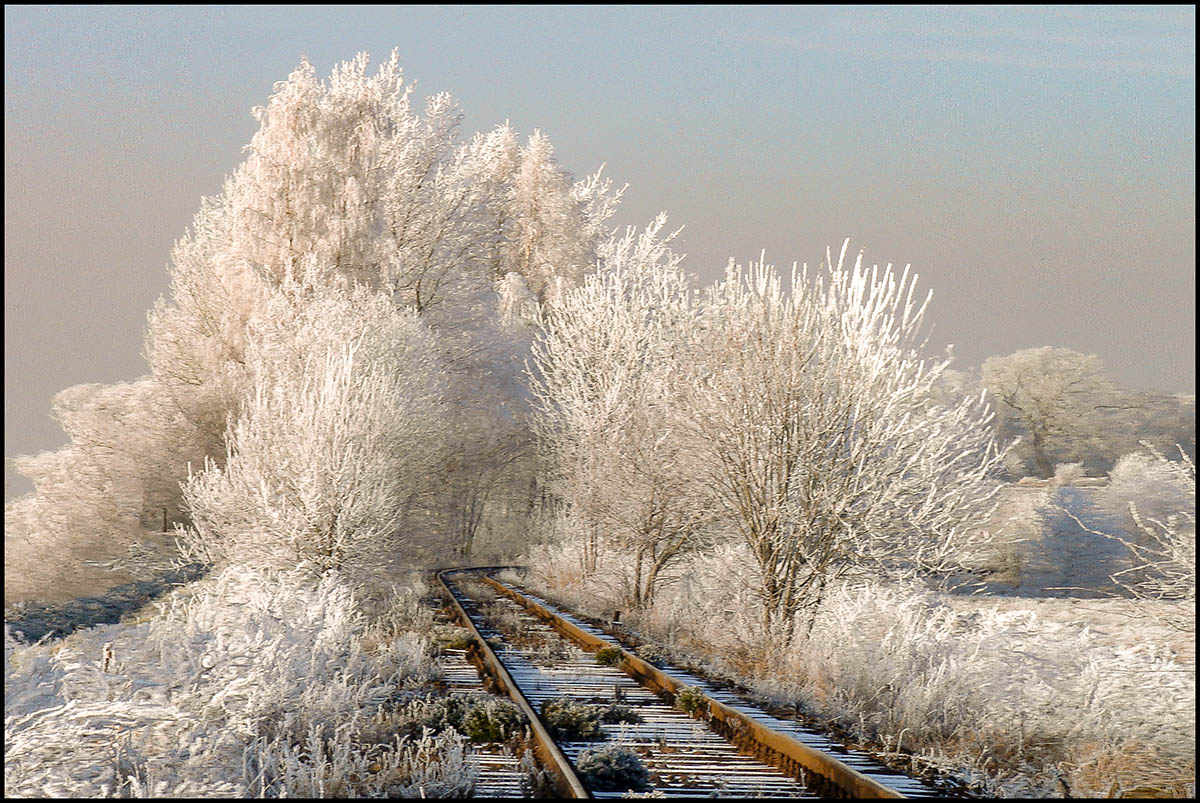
478,572,908,799
436,568,591,799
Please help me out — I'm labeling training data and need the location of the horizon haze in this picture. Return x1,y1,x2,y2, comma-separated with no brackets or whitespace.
5,5,1195,499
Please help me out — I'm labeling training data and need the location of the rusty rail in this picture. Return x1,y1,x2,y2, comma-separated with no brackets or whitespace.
479,572,907,799
436,568,591,799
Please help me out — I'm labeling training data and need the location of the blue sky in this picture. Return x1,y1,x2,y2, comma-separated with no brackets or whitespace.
4,5,1195,492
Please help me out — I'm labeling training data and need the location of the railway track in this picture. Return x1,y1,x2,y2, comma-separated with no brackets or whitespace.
430,594,539,797
438,567,943,799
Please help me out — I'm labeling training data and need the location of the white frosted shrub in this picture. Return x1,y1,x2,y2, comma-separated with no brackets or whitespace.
1094,449,1195,625
1099,450,1194,527
179,269,449,582
4,567,471,797
1051,461,1087,487
148,566,441,745
782,582,1194,797
249,723,474,798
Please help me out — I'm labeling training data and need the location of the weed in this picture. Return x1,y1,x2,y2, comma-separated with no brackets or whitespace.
416,692,525,743
673,685,707,716
540,697,604,740
576,744,651,792
594,646,624,666
432,625,473,651
599,703,643,725
461,697,525,743
633,643,667,667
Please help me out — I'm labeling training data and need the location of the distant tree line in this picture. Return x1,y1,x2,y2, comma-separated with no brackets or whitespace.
972,346,1194,478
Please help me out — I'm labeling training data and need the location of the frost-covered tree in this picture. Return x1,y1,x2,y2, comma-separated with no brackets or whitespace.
147,49,619,461
687,244,1006,636
531,235,1006,629
4,379,205,601
945,361,1193,477
9,50,622,598
144,195,265,480
531,217,716,606
981,347,1122,477
509,131,593,302
185,53,619,563
178,266,447,580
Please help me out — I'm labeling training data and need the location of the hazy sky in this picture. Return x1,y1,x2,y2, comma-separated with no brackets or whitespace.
4,5,1196,497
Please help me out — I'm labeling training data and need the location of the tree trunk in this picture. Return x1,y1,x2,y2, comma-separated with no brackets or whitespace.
631,545,645,609
1032,429,1054,477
